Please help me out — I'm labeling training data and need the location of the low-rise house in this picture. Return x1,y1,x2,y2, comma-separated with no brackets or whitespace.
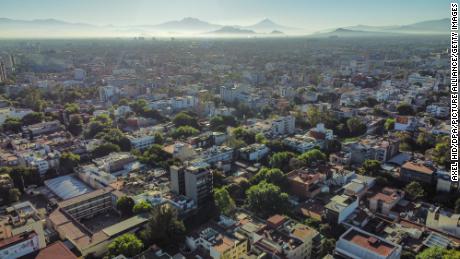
426,206,460,238
394,116,417,132
287,169,326,199
368,188,405,217
400,161,435,184
22,120,63,138
93,152,137,174
325,194,359,224
335,227,402,259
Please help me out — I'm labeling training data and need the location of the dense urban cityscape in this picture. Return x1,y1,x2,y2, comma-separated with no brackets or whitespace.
0,1,458,259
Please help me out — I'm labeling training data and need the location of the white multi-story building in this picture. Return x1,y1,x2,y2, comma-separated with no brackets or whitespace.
127,134,155,151
77,165,116,189
239,143,269,161
271,115,295,136
99,85,118,102
426,103,449,118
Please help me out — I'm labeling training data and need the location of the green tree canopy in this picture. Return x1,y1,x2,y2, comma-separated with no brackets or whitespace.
59,152,80,174
405,181,425,200
213,187,236,216
117,196,135,217
133,200,153,214
21,112,44,126
2,117,22,133
246,181,289,218
416,246,460,259
251,168,288,190
297,149,327,166
269,152,295,172
92,143,120,158
140,205,186,247
397,103,415,115
107,233,143,258
172,125,200,139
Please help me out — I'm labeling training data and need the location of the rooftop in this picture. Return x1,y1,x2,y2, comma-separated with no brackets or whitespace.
341,227,400,257
45,175,93,200
402,161,435,175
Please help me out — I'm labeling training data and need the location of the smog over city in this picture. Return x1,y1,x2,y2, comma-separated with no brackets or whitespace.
0,1,458,259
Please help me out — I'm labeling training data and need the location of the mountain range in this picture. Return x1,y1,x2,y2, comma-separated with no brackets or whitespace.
0,17,450,38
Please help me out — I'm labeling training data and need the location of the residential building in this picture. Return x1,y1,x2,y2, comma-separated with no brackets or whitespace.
426,103,449,118
400,161,435,184
93,152,136,174
335,227,402,259
0,231,41,259
325,194,359,224
426,206,460,238
238,143,269,161
171,164,213,206
394,116,417,131
287,169,326,199
368,188,404,217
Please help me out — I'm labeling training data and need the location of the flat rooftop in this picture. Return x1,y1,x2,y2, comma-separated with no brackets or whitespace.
45,175,93,200
342,228,398,257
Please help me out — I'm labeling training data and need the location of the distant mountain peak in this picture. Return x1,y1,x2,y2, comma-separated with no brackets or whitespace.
208,26,256,34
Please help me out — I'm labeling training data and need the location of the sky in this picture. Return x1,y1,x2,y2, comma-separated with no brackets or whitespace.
0,0,452,31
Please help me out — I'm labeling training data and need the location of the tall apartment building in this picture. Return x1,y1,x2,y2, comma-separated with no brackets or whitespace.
170,164,213,206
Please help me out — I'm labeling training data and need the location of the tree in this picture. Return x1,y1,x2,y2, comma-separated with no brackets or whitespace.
246,181,289,218
153,132,164,145
92,143,120,158
360,160,381,176
255,133,267,144
405,181,425,200
129,99,148,114
8,188,21,204
98,128,132,151
346,117,367,137
107,233,143,258
59,152,80,174
2,117,22,133
455,198,460,214
232,127,255,144
140,205,186,247
432,137,450,169
172,126,200,139
64,103,80,114
251,168,288,190
21,112,44,125
384,118,395,131
322,238,336,256
133,200,153,214
416,246,460,259
173,112,199,128
297,149,327,166
397,103,415,115
117,196,135,217
84,114,112,138
137,144,172,168
214,187,236,216
416,132,435,152
210,115,238,132
68,114,83,136
270,152,295,172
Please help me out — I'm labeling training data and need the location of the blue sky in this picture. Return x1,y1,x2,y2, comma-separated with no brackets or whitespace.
0,0,451,30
